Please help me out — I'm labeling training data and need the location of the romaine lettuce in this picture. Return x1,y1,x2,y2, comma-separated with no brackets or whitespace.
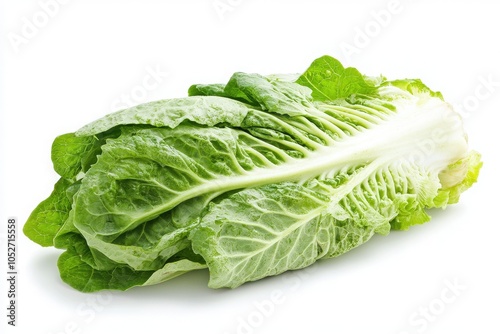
24,55,481,292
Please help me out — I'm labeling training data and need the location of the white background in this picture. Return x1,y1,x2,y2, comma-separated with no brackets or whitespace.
1,1,499,333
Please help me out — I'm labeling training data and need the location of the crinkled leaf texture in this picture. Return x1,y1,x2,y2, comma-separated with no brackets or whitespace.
24,55,481,292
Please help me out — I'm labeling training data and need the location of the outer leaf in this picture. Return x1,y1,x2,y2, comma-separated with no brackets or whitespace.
296,55,377,101
223,72,314,116
188,83,227,97
190,154,457,288
76,96,251,137
52,133,98,180
58,248,153,292
23,178,73,246
191,180,381,288
384,79,444,100
432,151,482,208
58,247,206,292
143,260,207,286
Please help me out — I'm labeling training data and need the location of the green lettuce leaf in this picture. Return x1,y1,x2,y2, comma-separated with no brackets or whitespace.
24,178,73,247
296,55,377,101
